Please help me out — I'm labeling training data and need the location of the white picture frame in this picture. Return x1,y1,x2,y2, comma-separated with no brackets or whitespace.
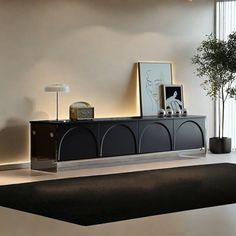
138,62,172,116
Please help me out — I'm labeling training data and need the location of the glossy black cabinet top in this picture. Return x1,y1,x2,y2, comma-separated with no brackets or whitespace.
30,115,206,124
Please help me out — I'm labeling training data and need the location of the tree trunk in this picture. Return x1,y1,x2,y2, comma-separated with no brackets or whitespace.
218,96,221,138
222,87,225,138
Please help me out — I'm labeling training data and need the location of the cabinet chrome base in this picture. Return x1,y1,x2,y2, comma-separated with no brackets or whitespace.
31,148,206,172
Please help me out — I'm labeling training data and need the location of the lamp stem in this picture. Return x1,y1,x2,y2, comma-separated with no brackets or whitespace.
56,91,59,120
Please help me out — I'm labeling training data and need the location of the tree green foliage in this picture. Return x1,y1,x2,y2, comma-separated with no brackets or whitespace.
192,32,236,138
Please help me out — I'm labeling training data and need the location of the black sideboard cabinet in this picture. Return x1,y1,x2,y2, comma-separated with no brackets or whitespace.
30,115,206,171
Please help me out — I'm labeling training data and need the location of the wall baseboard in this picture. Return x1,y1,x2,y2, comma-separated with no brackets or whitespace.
0,162,30,171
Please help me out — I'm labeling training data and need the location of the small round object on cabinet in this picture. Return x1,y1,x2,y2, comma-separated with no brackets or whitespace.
174,109,181,117
182,108,188,116
166,108,173,117
158,109,166,117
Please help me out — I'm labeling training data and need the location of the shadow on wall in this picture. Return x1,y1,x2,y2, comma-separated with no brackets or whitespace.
77,0,202,36
0,98,49,164
0,118,28,163
119,63,140,116
80,0,182,14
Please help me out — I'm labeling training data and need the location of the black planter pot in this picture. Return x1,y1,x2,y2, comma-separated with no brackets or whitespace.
209,137,231,154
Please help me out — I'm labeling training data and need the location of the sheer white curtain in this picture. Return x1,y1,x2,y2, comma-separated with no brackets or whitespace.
216,0,236,150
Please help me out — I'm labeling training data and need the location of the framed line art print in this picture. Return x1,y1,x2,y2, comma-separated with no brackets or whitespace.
163,84,184,112
138,62,172,116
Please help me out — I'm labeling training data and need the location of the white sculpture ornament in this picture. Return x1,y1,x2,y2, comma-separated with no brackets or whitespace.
182,108,188,116
166,108,173,117
158,109,166,117
174,109,181,117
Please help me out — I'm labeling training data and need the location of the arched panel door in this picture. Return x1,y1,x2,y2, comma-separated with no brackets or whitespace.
101,123,137,157
59,126,98,161
174,119,205,150
139,121,172,153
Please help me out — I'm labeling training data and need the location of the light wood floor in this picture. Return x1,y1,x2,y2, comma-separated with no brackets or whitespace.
0,152,236,236
0,151,235,186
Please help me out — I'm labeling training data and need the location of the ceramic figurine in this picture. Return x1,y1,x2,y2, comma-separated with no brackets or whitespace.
166,108,173,117
182,108,188,116
174,109,181,117
158,109,166,117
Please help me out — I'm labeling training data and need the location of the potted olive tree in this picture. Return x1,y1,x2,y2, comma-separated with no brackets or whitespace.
192,32,236,153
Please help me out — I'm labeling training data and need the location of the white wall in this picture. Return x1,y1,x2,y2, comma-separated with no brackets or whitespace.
0,0,215,164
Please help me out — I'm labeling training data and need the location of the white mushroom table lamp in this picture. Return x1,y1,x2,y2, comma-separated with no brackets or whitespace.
44,84,70,120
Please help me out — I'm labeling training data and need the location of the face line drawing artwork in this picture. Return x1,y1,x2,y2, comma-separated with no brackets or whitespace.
145,70,163,113
139,62,172,116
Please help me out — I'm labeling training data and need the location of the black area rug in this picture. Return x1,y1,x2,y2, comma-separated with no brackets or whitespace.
1,163,236,226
